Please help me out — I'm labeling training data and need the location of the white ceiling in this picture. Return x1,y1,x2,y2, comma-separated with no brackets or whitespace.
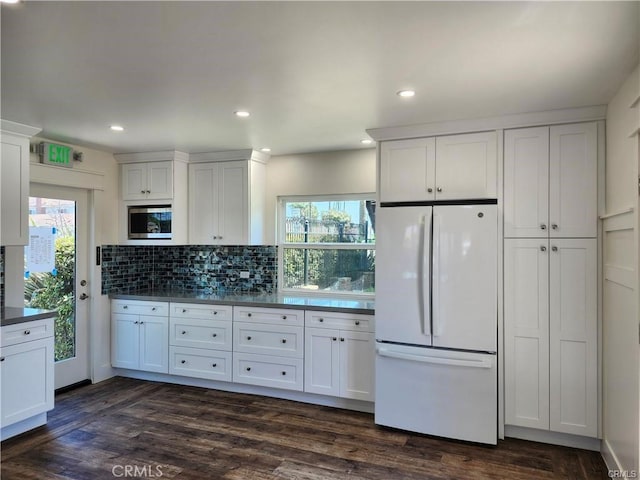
1,1,638,156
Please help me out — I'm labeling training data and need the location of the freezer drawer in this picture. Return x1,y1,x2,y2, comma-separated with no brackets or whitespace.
375,344,497,445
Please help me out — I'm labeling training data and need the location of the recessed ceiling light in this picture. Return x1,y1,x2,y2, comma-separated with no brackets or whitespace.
397,90,416,98
0,0,21,4
260,147,271,152
234,111,250,118
360,139,373,145
110,125,124,132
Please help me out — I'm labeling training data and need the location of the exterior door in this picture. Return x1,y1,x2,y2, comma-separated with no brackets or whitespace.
25,184,90,389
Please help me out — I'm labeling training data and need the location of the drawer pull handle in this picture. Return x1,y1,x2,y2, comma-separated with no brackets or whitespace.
24,330,31,335
355,321,360,326
181,360,186,364
340,338,345,342
246,367,251,371
182,309,187,313
281,339,287,344
332,337,337,341
212,363,217,368
182,331,187,335
247,313,252,317
0,357,5,362
319,318,324,323
247,336,252,341
281,371,286,376
213,311,218,315
123,305,128,309
212,333,217,338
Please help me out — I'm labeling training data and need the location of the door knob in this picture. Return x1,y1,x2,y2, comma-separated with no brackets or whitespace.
79,293,89,300
80,280,87,286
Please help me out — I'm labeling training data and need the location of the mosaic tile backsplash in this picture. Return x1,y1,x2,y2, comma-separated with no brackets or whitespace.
0,246,5,309
101,245,277,295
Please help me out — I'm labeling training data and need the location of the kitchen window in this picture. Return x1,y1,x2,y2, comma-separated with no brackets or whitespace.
278,195,375,296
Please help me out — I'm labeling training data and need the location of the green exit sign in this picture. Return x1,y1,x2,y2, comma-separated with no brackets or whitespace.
41,142,73,168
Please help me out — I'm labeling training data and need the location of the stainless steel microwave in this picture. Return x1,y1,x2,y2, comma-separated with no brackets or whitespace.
128,205,172,239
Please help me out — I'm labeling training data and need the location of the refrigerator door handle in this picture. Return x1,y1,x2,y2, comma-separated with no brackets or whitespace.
431,211,441,337
377,347,493,369
421,213,431,336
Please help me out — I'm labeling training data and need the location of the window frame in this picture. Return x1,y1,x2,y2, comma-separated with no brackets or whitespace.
277,193,376,298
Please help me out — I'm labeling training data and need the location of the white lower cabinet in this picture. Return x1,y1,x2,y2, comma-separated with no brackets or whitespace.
304,311,375,401
111,300,169,373
232,306,304,391
168,303,233,382
504,238,597,437
1,317,55,438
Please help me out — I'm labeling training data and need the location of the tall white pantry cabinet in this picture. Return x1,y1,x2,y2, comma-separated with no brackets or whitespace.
503,122,599,438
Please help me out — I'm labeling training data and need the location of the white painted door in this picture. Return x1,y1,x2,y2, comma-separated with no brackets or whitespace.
379,137,436,203
121,163,147,200
111,313,139,370
146,161,173,200
139,315,169,373
189,163,220,244
27,184,90,389
504,127,550,238
549,123,598,238
549,238,598,437
434,131,497,200
504,238,550,429
218,161,248,244
339,330,375,401
304,327,340,396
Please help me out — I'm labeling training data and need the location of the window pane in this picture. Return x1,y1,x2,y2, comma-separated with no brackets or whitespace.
284,200,375,244
283,248,375,294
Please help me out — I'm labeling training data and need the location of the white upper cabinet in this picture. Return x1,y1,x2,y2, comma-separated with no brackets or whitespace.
380,137,436,202
379,131,497,203
504,122,597,238
549,123,598,238
1,121,40,246
188,150,268,245
121,161,173,200
434,131,497,201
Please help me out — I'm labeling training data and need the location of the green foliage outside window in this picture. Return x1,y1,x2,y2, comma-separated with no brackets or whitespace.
24,236,75,361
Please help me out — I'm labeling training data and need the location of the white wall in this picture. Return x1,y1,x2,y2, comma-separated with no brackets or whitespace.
264,148,376,243
602,64,639,475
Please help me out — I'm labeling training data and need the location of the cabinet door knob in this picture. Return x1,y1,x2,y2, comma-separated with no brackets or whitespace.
213,311,218,315
319,318,324,323
212,333,217,338
552,246,558,252
24,330,31,335
181,330,187,335
281,371,287,376
282,315,287,320
140,190,146,194
355,321,360,326
340,337,345,342
146,190,151,194
139,321,144,325
212,363,217,368
551,224,558,230
281,339,287,344
247,313,252,317
246,367,251,371
436,187,443,192
0,357,5,362
134,321,139,324
247,336,252,340
213,236,218,240
332,337,337,341
427,187,433,193
540,224,547,230
219,236,223,240
181,360,186,364
182,309,187,313
540,246,547,252
152,307,156,311
123,305,128,309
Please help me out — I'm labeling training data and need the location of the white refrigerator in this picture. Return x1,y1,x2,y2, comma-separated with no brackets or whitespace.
375,203,498,445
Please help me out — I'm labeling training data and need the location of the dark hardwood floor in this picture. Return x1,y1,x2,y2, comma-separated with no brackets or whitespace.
1,377,608,479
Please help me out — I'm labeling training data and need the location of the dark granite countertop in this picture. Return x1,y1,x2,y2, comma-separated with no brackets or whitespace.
1,307,57,327
109,290,375,315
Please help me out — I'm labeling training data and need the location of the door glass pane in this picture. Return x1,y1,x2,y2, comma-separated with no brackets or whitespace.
24,197,76,362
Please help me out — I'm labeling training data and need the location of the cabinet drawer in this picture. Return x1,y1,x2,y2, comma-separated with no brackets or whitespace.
169,346,232,382
170,318,232,351
112,300,168,317
1,318,54,347
233,306,303,326
305,311,374,332
170,303,232,321
233,352,303,391
233,322,303,358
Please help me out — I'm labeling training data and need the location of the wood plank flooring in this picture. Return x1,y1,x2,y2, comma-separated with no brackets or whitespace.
1,377,608,479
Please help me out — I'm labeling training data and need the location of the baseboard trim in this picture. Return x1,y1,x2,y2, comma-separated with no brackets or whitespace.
505,425,601,451
55,379,92,395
